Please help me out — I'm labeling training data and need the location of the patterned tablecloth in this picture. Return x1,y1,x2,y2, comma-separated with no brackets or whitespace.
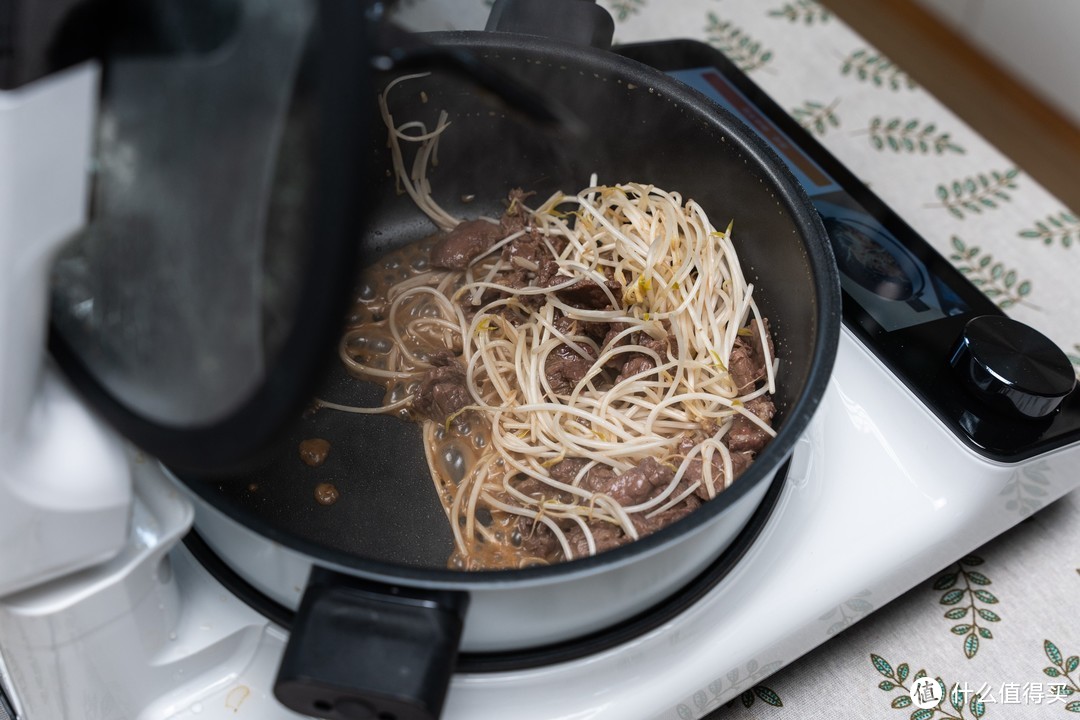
391,2,1080,717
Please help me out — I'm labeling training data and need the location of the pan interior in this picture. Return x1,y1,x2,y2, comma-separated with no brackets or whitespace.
188,35,834,580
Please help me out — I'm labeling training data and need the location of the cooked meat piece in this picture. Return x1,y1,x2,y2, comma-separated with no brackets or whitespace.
536,256,560,285
749,318,775,369
516,516,559,559
545,343,596,395
596,321,632,370
511,475,573,504
501,232,545,267
581,457,673,507
727,396,776,453
729,319,774,391
552,313,577,336
429,219,504,270
548,458,589,485
612,329,669,382
547,276,623,309
498,268,530,291
500,188,535,235
728,342,760,392
581,463,616,491
412,353,471,426
615,355,656,384
601,322,631,350
684,450,755,500
638,331,670,357
632,493,701,536
566,520,627,557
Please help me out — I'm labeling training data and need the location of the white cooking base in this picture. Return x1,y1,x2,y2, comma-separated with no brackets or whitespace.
3,327,1078,720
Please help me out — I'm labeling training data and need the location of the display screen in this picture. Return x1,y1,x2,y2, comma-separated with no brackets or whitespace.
672,68,969,331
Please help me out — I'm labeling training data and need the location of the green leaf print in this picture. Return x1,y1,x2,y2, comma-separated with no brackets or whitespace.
730,683,785,710
872,654,894,677
931,556,999,660
871,655,984,718
705,13,775,73
840,48,917,90
694,659,787,715
964,633,979,659
767,0,831,24
1018,210,1080,248
948,236,1033,310
934,573,958,590
1048,641,1065,667
929,169,1020,219
791,99,840,136
941,589,965,605
1040,639,1080,711
863,116,964,154
752,686,783,707
607,0,645,22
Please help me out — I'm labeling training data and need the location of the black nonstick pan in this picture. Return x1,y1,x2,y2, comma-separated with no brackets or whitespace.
173,3,842,719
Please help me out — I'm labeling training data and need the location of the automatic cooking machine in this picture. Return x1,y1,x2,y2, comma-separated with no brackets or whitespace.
2,2,1078,719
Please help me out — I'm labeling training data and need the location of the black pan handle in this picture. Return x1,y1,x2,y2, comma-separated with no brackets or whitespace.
485,0,615,50
274,567,469,720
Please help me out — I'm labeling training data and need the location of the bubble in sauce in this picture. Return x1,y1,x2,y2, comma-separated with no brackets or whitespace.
299,438,331,467
314,483,340,506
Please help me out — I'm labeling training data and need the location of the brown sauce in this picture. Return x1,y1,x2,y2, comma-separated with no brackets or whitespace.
299,438,331,467
314,483,340,506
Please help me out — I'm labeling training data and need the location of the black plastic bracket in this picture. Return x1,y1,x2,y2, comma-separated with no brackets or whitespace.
485,0,614,50
274,567,469,720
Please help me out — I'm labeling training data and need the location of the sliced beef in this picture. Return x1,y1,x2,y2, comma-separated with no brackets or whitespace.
581,457,674,507
500,188,535,236
516,516,560,559
536,255,560,285
749,318,775,369
552,313,577,336
615,355,656,384
601,322,631,350
729,319,774,392
727,396,776,452
632,493,702,536
501,231,545,268
412,352,471,426
510,474,573,505
728,342,760,392
545,343,596,395
548,458,589,485
547,276,623,309
429,219,504,270
565,520,627,557
638,331,670,357
682,449,755,500
613,329,669,383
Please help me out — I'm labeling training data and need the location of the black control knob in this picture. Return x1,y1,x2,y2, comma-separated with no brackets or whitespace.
951,315,1076,418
